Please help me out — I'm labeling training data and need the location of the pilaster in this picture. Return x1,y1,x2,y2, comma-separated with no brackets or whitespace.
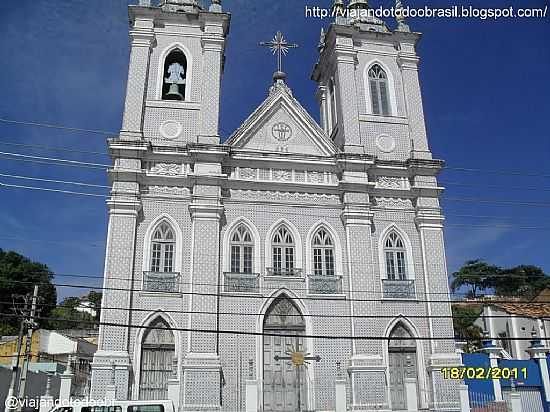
315,83,329,135
90,197,141,400
333,39,362,153
341,201,387,410
198,15,228,144
120,20,155,140
397,44,431,160
415,210,461,410
182,187,224,410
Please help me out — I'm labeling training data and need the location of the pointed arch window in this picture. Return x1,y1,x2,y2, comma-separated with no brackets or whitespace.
368,64,390,116
312,229,335,276
139,318,175,400
151,222,175,273
272,226,295,276
230,225,253,273
384,232,407,280
162,49,187,101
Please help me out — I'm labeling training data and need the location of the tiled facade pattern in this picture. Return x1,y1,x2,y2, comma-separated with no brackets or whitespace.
90,1,462,411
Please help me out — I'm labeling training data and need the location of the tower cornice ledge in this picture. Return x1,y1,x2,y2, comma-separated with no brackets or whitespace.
341,206,374,226
188,202,224,220
106,198,142,216
415,209,444,229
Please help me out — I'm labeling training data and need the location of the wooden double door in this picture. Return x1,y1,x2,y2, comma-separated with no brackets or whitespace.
389,350,417,410
263,333,307,412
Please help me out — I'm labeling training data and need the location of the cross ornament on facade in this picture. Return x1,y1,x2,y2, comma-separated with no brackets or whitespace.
275,348,321,412
260,31,298,79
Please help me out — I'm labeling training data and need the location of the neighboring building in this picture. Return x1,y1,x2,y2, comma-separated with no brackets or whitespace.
458,290,550,360
74,298,97,319
0,330,97,397
90,0,461,411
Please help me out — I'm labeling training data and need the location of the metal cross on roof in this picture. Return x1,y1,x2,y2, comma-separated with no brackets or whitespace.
260,31,298,76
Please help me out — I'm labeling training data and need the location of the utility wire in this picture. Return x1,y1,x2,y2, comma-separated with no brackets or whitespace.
0,151,109,169
0,311,534,341
0,182,107,198
0,118,115,136
37,271,549,298
0,173,110,189
2,182,550,229
2,117,550,179
17,299,540,321
1,277,549,306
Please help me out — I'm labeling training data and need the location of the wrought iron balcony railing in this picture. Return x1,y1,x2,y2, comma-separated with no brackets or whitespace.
382,279,415,299
308,275,343,294
223,272,260,293
265,267,303,277
143,271,180,293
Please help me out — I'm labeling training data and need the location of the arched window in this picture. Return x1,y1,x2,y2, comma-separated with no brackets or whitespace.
384,232,406,280
272,226,295,276
312,229,335,276
162,49,187,101
368,64,390,116
139,318,175,400
230,225,253,273
151,222,175,273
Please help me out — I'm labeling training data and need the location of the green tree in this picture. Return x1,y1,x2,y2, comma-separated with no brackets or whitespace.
493,265,548,298
452,305,484,352
86,291,102,321
450,260,501,298
0,249,57,335
47,299,94,330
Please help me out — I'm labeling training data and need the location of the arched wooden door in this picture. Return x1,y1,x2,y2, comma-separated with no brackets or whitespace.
139,318,175,400
388,324,417,410
263,296,306,412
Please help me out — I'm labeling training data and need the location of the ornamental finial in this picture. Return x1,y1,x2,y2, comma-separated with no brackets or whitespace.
209,0,222,12
395,0,410,32
348,0,368,10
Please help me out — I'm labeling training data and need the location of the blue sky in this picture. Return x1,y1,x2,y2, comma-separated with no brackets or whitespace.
0,0,548,300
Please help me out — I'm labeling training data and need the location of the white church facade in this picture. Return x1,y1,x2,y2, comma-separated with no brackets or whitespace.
90,0,462,410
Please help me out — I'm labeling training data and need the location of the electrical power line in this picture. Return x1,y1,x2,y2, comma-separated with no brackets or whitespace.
0,173,110,189
16,298,543,321
0,151,110,169
2,116,550,179
1,276,549,306
0,311,535,342
2,181,550,230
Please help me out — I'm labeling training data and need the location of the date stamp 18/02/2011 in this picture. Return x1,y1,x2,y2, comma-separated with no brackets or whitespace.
441,367,527,380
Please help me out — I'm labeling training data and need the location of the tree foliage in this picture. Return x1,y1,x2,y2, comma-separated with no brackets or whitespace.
451,305,483,352
451,259,549,299
492,265,549,298
0,249,57,335
450,260,500,298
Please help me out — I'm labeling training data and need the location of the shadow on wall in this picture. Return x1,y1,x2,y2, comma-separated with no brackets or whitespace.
0,365,61,409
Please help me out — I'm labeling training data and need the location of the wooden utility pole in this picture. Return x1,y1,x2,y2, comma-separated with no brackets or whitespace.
17,285,39,403
5,296,27,412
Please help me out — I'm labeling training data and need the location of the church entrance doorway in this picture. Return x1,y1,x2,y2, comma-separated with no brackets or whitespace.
139,318,175,400
388,324,417,411
263,296,307,412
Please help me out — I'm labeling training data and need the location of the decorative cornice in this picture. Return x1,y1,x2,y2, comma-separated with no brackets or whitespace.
188,202,224,220
415,209,444,229
341,206,374,226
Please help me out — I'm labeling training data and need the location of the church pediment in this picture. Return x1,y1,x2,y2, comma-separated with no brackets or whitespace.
226,82,337,156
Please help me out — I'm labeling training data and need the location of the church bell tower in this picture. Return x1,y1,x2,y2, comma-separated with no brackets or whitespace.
120,0,230,145
90,0,230,403
312,0,431,161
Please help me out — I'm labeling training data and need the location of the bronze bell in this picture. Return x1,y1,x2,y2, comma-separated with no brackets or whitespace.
165,83,184,101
